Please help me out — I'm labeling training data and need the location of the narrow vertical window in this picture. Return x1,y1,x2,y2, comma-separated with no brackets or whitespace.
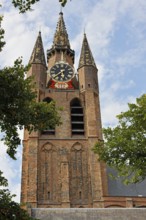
48,191,51,200
42,97,55,135
79,191,82,200
70,98,84,135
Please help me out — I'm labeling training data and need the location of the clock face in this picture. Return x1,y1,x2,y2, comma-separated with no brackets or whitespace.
50,63,74,82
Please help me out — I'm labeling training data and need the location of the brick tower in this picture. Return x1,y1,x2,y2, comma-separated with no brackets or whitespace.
21,12,108,209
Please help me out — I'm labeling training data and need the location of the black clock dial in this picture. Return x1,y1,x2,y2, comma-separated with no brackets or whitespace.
50,63,74,82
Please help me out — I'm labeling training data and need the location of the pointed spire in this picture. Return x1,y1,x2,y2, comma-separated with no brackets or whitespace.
29,31,46,66
78,33,96,69
47,12,74,63
53,12,70,48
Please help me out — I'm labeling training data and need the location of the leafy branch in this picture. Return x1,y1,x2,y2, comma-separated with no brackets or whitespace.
11,0,68,13
93,94,146,184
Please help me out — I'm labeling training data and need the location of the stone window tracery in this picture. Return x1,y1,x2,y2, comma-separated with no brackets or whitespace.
38,143,60,203
69,142,89,204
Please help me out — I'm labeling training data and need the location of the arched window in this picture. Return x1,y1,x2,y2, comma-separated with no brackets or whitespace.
69,143,89,203
70,98,84,135
38,143,60,202
42,97,55,135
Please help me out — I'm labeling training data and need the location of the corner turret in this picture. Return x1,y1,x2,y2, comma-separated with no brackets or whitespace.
29,31,46,66
28,31,47,91
78,33,96,69
78,34,98,93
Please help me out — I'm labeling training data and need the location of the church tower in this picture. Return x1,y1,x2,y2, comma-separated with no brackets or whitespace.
21,12,108,209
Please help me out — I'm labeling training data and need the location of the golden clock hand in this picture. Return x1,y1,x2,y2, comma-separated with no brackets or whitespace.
54,70,64,78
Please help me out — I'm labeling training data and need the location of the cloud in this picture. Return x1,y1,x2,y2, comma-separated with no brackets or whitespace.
101,89,137,127
1,0,146,203
0,139,22,203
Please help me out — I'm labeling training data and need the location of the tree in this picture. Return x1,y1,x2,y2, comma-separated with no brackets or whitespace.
0,0,63,162
0,171,38,220
0,15,5,51
0,1,63,218
93,94,146,184
0,58,61,160
12,0,68,13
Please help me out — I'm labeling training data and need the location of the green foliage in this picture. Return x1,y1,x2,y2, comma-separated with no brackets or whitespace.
0,58,61,159
11,0,68,13
0,16,5,52
12,0,40,13
0,172,37,220
0,189,38,220
0,171,8,187
93,94,146,184
59,0,68,7
0,1,62,219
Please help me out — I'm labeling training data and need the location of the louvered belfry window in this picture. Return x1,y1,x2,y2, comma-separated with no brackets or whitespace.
70,98,84,135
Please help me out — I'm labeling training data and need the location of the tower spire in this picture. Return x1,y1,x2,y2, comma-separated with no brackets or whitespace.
29,31,46,66
47,12,74,63
78,33,96,69
52,12,70,49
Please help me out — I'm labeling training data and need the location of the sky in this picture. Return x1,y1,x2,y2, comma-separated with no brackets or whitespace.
0,0,146,203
